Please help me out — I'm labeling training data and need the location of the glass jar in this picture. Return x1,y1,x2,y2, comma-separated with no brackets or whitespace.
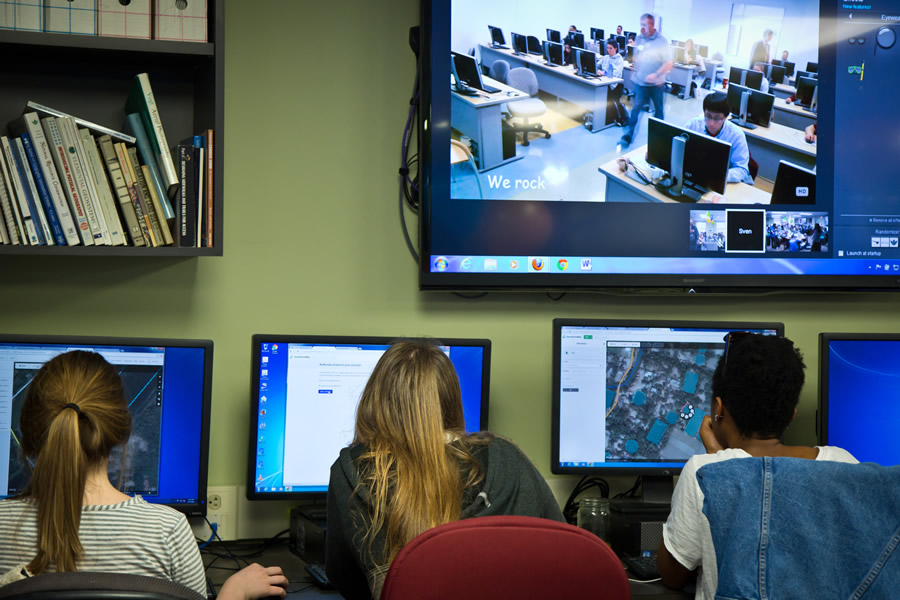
577,497,610,541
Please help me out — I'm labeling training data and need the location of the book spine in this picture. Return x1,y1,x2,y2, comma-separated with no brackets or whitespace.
7,139,41,245
26,100,136,144
128,147,165,246
20,133,66,245
59,117,108,245
97,135,144,246
204,129,213,247
115,142,155,246
14,138,52,245
0,140,24,244
141,165,174,246
124,112,175,223
175,144,196,247
0,201,9,244
79,129,126,246
129,73,179,199
22,112,81,245
0,136,28,246
42,117,93,245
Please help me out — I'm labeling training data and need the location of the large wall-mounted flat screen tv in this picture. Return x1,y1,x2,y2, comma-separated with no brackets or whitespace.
420,0,900,291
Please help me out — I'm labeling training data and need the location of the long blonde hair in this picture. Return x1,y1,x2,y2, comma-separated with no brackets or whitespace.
353,339,487,567
19,351,131,574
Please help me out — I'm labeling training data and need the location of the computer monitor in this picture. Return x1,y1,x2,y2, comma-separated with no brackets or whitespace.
526,35,542,55
625,44,635,63
575,48,597,77
673,46,685,64
566,31,585,49
671,39,683,47
625,31,636,41
590,27,604,42
726,83,775,128
0,335,213,516
771,160,816,205
546,28,561,44
511,32,528,56
806,61,818,73
615,35,626,51
795,76,818,110
767,64,786,85
782,60,795,78
646,117,731,201
727,66,762,91
796,70,817,80
450,51,487,92
488,25,506,48
542,40,564,67
247,336,491,500
698,44,708,58
818,334,900,466
552,320,784,502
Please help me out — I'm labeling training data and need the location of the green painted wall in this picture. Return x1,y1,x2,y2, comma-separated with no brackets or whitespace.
1,0,897,506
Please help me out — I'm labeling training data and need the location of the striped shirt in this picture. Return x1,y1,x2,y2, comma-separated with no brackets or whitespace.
0,496,205,595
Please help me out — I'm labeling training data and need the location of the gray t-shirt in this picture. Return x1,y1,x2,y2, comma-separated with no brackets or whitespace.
633,31,673,86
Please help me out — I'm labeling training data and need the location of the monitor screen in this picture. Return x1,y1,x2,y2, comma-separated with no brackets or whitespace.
552,320,784,477
512,32,527,55
818,334,900,466
806,61,818,73
698,44,708,58
543,40,563,66
567,31,585,49
488,24,505,46
0,335,212,516
768,64,786,85
576,48,596,76
247,336,491,500
590,27,604,42
796,76,818,108
423,1,900,291
727,83,775,127
646,117,730,197
547,28,561,43
450,51,483,90
771,161,816,205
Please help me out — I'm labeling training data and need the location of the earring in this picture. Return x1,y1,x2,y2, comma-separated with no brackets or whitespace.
714,414,723,422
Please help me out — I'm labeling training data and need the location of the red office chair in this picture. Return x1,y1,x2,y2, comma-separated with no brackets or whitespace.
380,515,631,600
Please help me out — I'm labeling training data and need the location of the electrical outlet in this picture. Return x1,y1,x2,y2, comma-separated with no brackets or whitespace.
205,485,239,541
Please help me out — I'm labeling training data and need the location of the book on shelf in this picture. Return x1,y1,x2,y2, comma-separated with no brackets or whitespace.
204,129,213,247
193,136,204,247
141,164,174,246
5,137,43,245
0,141,26,245
26,101,136,144
125,73,178,218
97,134,144,247
8,112,81,245
13,137,54,245
124,112,173,228
175,142,197,247
114,141,156,247
128,146,168,246
19,133,66,246
79,129,127,246
41,116,94,245
0,203,9,244
57,117,108,244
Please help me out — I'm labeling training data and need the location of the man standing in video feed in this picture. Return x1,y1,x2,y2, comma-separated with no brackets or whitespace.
619,13,672,148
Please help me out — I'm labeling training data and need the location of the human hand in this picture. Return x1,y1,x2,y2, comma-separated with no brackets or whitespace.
699,415,724,454
218,563,288,600
645,72,660,85
804,124,817,143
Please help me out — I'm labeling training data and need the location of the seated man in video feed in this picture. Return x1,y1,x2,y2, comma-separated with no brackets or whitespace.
683,92,753,184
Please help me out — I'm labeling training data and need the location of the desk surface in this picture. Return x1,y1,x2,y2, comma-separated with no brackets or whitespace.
480,44,622,87
599,146,772,205
773,82,796,94
204,540,692,599
773,96,816,118
738,120,817,157
451,75,529,107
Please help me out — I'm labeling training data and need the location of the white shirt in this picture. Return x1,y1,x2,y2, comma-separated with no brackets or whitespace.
663,446,858,600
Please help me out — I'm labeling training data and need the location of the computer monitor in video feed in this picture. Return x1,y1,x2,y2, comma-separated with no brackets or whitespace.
615,34,626,51
488,24,506,47
511,32,527,55
0,335,213,516
546,28,561,44
576,48,597,77
806,61,818,73
796,76,818,110
450,51,486,92
247,336,491,500
590,27,605,42
673,46,686,64
625,31,636,41
818,334,900,466
552,320,784,502
771,161,816,205
796,70,818,80
698,44,708,58
625,44,635,62
727,83,775,128
767,64,786,85
646,117,731,201
543,40,564,67
567,31,585,49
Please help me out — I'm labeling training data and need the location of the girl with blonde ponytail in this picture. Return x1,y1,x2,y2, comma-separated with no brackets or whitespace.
325,340,563,600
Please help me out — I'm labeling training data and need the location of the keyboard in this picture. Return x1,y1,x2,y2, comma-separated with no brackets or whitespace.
622,553,661,580
304,563,334,589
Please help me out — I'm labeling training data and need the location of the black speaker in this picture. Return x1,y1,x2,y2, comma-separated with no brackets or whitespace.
501,121,516,160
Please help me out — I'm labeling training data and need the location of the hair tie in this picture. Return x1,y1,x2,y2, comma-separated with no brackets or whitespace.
63,403,83,416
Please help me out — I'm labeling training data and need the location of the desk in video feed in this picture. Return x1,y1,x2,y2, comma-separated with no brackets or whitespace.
772,97,816,130
739,120,816,182
479,45,622,132
451,76,530,172
598,147,771,205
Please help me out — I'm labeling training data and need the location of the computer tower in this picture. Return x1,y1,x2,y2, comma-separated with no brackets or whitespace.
289,507,328,564
609,500,669,556
502,121,516,160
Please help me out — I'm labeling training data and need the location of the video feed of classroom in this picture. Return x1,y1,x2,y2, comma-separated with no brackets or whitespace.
449,1,817,206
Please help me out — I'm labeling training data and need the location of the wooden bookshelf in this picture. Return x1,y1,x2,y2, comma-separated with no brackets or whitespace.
0,0,224,256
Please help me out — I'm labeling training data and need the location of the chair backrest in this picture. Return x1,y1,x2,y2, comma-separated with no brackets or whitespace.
698,457,900,599
488,59,510,84
0,572,205,600
380,515,630,600
506,67,539,96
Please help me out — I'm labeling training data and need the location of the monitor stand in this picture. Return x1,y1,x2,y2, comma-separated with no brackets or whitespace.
544,60,558,68
735,90,757,129
491,42,509,50
657,134,703,202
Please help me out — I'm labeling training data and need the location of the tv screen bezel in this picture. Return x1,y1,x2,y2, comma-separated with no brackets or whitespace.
550,319,784,477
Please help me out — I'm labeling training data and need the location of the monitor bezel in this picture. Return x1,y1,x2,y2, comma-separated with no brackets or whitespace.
551,319,785,476
0,333,213,517
246,334,492,501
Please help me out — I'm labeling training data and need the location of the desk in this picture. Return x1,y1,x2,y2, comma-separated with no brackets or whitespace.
450,76,530,172
739,120,816,182
203,540,692,599
772,97,816,130
771,82,796,100
666,63,698,99
479,45,623,132
598,146,771,205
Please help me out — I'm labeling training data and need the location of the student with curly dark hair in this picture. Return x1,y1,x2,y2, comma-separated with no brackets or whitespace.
656,334,857,600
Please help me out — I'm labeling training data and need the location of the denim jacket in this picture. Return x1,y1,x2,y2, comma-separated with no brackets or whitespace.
697,457,900,600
